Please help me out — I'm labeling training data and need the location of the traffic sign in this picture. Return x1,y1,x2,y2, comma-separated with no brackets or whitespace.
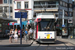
62,25,65,27
15,12,27,18
15,10,27,45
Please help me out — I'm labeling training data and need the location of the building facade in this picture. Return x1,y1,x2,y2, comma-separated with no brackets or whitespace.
13,0,73,38
0,0,16,37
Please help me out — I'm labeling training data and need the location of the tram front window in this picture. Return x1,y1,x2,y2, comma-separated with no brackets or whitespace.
38,19,55,31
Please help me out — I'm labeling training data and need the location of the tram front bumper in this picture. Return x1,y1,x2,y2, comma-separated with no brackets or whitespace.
37,39,56,43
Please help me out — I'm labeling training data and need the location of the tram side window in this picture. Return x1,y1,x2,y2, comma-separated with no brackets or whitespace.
38,23,41,31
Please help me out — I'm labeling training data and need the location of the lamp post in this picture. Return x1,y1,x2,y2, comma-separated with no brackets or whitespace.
62,9,64,26
9,0,10,18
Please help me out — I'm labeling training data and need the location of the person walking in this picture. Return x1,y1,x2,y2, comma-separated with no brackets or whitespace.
14,29,18,42
18,29,20,38
24,29,28,41
28,28,33,40
9,29,13,43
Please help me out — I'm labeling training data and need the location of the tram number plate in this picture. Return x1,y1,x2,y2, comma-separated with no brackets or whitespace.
47,34,50,39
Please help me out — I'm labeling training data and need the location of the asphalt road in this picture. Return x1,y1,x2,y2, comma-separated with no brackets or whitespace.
0,40,75,50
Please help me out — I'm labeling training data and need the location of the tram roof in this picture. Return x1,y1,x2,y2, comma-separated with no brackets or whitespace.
36,13,55,19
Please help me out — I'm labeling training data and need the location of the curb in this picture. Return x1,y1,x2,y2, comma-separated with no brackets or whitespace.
0,40,34,47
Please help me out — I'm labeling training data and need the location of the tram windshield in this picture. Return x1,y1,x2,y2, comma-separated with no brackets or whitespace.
38,19,56,31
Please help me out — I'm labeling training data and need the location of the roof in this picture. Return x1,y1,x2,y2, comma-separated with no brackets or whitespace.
0,17,17,22
36,13,55,19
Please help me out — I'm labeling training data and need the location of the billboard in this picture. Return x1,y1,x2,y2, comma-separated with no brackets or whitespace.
62,28,68,35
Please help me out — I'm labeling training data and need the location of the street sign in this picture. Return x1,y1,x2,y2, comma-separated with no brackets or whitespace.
15,10,27,45
62,25,65,27
15,12,27,18
22,12,27,18
15,12,21,18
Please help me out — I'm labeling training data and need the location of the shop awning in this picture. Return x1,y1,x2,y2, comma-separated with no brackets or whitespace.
8,21,27,26
22,21,27,25
0,17,17,22
8,23,20,25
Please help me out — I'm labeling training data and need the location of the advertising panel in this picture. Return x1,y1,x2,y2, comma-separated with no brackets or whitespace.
62,28,68,35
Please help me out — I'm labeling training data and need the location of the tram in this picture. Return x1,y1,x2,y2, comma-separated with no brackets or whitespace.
33,13,57,43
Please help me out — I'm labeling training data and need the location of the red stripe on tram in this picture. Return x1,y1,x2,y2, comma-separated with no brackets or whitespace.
36,24,38,40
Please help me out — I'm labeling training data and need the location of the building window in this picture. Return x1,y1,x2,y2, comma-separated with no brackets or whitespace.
17,2,21,9
34,2,40,5
0,7,3,13
10,16,12,18
25,2,28,9
65,3,67,7
65,11,68,16
63,2,65,7
4,7,7,12
8,0,12,4
69,12,73,17
4,0,7,3
60,1,62,5
10,7,12,12
70,4,72,8
64,19,68,27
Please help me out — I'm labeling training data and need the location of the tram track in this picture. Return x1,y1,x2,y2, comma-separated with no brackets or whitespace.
33,42,50,50
63,42,75,50
34,43,41,50
45,44,49,50
32,40,75,50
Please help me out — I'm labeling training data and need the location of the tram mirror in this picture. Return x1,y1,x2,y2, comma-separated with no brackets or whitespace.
37,18,41,22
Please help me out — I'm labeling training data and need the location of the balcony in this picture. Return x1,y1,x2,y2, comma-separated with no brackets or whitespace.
34,4,59,11
33,13,59,17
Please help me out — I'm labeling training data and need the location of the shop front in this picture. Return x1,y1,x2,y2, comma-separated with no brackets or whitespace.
61,19,75,39
0,18,17,38
56,18,75,39
68,27,75,39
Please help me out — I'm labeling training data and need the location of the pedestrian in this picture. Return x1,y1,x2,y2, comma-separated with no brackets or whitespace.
24,29,28,41
22,29,24,37
28,28,33,40
18,29,20,38
9,29,13,43
14,29,18,42
12,29,14,35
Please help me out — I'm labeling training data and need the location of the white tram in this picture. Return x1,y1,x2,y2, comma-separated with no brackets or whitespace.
33,13,57,43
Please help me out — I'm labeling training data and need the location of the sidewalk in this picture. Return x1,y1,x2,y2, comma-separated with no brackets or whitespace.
0,38,33,47
57,36,75,45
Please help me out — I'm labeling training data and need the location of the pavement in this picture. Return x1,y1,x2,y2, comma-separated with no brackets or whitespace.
0,36,75,50
0,38,33,47
57,36,75,45
0,36,75,47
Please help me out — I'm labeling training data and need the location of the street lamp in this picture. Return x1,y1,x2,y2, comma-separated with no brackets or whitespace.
9,0,10,18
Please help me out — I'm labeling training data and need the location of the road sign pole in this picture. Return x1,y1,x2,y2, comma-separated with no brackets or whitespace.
62,9,64,25
15,11,27,45
20,13,22,45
